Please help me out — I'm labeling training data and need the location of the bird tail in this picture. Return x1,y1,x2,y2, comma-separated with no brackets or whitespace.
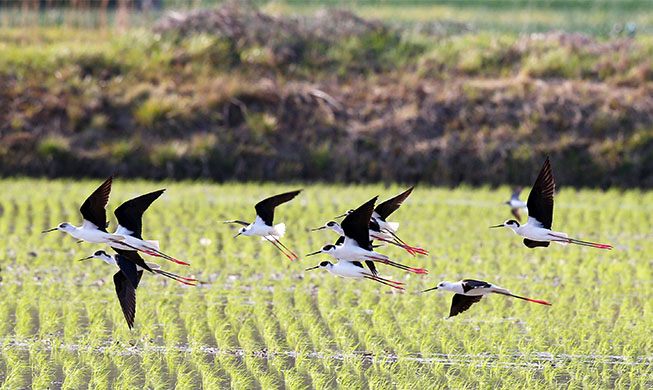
145,262,161,270
273,223,286,238
386,221,400,232
549,232,568,246
494,291,552,306
145,240,160,250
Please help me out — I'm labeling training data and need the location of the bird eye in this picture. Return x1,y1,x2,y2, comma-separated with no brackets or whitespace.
327,222,334,226
320,261,329,267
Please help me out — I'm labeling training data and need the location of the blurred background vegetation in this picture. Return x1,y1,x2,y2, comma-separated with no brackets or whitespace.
0,0,652,187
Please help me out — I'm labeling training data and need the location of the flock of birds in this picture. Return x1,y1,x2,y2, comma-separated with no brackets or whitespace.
42,157,612,328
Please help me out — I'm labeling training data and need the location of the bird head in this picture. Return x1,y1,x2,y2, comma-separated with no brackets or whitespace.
423,281,452,293
79,250,113,264
305,260,332,271
234,226,248,238
490,220,520,230
306,244,337,257
42,222,74,234
334,209,354,219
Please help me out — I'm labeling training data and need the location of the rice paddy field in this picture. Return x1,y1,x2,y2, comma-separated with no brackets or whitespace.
0,178,651,389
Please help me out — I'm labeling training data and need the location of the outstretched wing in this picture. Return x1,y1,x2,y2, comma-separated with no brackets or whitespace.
341,196,378,249
449,294,483,317
254,190,302,226
374,186,414,221
79,175,113,231
113,271,137,329
114,190,165,239
526,157,555,229
223,220,250,226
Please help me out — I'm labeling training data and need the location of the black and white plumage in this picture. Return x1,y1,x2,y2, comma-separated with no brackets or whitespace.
108,189,189,266
81,249,197,329
225,190,302,260
42,175,127,244
490,157,613,250
308,197,428,275
422,279,552,318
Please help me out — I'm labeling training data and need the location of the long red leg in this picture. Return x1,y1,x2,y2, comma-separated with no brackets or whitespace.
495,292,552,305
265,237,294,261
385,230,429,255
364,276,404,290
155,270,197,286
364,255,428,274
549,233,612,250
273,237,298,260
372,236,416,256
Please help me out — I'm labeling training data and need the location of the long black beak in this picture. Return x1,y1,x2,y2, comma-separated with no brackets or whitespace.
489,224,504,229
78,256,93,262
310,226,326,231
422,286,438,293
42,227,58,233
306,251,321,257
233,232,242,238
334,213,347,219
305,266,319,271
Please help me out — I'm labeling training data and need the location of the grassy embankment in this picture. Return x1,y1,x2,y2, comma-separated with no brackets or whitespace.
1,3,652,186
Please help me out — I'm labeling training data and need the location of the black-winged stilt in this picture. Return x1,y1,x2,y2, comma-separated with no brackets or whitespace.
305,260,405,290
42,175,127,245
224,190,302,261
109,189,189,265
308,196,428,274
79,250,197,328
422,279,551,318
490,157,613,249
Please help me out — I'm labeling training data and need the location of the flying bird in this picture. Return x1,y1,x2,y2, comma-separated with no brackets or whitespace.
109,189,189,265
42,176,126,245
505,187,527,222
224,190,302,261
80,250,197,329
309,196,428,274
305,260,405,290
490,157,613,249
422,279,551,318
335,187,428,255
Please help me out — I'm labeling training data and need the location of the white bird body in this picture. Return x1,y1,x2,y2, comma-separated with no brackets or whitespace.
305,260,405,290
112,224,163,251
371,212,400,233
508,218,568,245
57,221,126,244
437,281,508,296
322,261,373,279
240,217,286,238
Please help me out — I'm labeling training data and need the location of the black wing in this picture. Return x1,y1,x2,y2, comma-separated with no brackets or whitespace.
113,271,138,329
351,261,365,269
114,190,165,239
335,236,345,245
461,279,492,293
374,186,414,221
114,253,142,289
523,239,550,248
254,190,302,226
526,157,555,229
113,249,153,273
79,175,113,231
449,294,483,317
341,196,378,249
